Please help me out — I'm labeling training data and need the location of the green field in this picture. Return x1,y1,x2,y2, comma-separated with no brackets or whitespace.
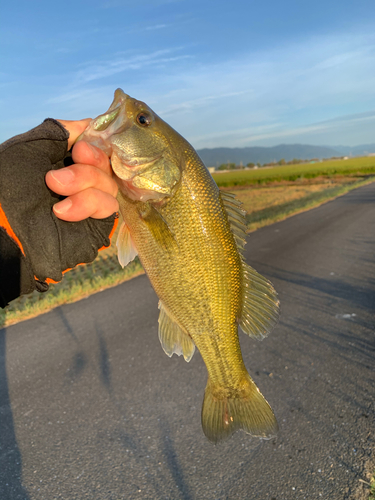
212,156,375,186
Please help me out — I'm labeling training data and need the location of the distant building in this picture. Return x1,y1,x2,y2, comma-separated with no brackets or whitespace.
207,166,216,173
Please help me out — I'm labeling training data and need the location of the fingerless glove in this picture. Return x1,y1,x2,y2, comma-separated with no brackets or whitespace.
0,119,117,307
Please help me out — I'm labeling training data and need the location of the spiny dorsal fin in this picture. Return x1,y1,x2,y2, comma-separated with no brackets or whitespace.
158,301,195,362
116,221,138,268
220,190,248,254
220,190,280,340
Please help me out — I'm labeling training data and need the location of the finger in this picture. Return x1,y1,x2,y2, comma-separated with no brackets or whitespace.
57,119,92,149
72,141,112,176
53,188,119,221
46,164,118,198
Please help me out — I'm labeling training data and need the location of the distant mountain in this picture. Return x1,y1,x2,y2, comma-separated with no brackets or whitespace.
196,144,341,167
333,144,375,156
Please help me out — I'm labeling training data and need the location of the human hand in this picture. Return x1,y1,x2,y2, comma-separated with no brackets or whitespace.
45,119,119,221
0,117,119,300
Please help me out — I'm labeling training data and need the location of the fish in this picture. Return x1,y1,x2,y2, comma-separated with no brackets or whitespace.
78,88,280,443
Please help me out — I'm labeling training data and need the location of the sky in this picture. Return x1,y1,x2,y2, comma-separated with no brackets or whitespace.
1,0,375,149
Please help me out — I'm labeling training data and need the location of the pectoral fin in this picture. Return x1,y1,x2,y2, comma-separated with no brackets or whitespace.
158,301,195,362
116,221,138,268
138,204,178,254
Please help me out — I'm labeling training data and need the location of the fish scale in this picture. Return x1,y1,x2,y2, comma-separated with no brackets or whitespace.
78,88,280,443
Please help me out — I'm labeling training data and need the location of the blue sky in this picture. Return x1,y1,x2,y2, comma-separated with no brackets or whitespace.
2,0,375,148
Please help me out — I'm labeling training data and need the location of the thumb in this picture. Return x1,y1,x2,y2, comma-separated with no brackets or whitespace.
57,119,92,149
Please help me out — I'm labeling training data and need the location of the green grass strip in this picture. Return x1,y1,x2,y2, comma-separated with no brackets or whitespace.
0,255,144,327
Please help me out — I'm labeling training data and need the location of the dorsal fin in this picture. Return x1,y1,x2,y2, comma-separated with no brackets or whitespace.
116,221,138,268
220,190,248,253
158,301,196,362
239,262,280,339
220,190,280,340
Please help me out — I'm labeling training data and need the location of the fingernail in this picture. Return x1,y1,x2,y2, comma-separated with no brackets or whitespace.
54,198,73,214
50,168,75,186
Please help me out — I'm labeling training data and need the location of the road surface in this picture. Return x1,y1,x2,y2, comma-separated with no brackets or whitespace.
1,182,374,500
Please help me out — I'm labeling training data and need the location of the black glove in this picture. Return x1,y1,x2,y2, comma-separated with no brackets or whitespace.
0,119,117,308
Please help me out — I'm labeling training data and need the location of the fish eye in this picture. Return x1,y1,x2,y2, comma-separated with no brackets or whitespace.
136,112,152,127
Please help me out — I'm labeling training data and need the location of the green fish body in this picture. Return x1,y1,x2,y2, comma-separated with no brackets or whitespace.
79,89,280,442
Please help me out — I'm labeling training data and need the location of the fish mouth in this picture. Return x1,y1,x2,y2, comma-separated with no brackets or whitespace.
92,89,129,136
76,89,131,153
110,88,129,109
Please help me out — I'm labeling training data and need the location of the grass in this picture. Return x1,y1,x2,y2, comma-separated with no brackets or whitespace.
1,166,374,328
0,237,144,327
359,472,375,500
370,476,375,500
212,156,375,187
370,479,375,500
231,176,375,232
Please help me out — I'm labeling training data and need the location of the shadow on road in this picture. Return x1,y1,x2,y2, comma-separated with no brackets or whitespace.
159,420,193,500
113,411,195,498
95,323,112,391
261,263,375,376
261,264,375,313
0,328,30,500
56,307,113,392
56,307,88,384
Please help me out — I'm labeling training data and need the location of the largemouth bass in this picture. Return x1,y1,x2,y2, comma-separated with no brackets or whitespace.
78,89,280,443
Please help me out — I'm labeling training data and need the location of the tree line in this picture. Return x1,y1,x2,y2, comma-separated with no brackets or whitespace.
216,158,323,170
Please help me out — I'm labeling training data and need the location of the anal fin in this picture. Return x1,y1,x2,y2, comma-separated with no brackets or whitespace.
158,301,195,362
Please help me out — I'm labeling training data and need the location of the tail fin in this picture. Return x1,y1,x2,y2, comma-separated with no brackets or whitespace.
201,374,278,443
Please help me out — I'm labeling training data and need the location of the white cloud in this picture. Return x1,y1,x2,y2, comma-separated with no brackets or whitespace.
190,110,375,149
101,0,182,7
3,26,375,147
72,48,193,85
151,30,375,147
145,24,169,31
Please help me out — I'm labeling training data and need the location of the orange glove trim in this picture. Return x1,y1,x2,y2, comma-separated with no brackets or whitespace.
44,267,73,285
44,277,59,284
98,214,119,252
0,203,25,256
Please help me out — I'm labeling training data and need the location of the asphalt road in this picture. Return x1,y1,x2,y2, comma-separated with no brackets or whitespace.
1,182,374,500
